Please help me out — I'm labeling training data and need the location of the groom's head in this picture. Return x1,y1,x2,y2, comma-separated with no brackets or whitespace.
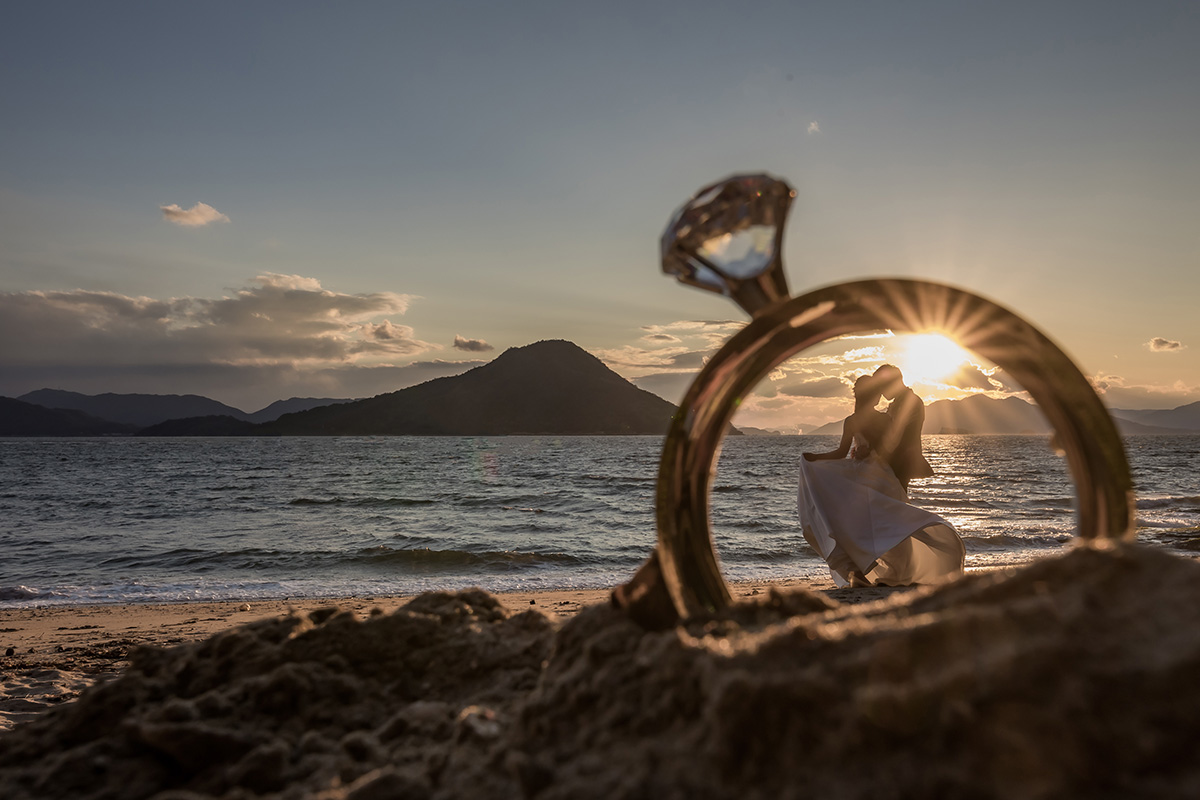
873,364,904,399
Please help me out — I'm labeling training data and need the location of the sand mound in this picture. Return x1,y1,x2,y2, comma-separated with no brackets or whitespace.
3,545,1200,799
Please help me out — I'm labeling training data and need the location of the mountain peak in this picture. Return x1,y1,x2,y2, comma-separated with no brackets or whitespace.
18,388,249,427
485,339,608,369
265,339,674,435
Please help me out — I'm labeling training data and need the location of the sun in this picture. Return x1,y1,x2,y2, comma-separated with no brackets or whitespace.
895,333,972,384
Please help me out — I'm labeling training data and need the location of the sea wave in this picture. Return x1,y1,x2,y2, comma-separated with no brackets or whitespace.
352,545,583,569
958,533,1071,550
712,484,773,493
2,434,1189,606
0,585,64,601
88,545,590,573
581,474,656,484
1137,495,1200,510
289,497,436,507
918,497,998,510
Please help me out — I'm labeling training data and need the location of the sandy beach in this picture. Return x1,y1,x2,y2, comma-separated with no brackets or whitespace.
2,575,898,733
0,588,594,733
3,546,1198,798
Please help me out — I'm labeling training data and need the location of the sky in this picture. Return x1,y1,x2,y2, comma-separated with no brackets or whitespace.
2,1,1197,432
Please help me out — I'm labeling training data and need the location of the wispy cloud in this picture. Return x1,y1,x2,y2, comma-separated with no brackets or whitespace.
1145,337,1185,352
160,202,230,227
597,320,744,373
942,363,999,391
613,328,898,413
453,335,494,352
0,275,443,406
632,372,696,404
599,345,711,371
1090,372,1199,409
778,376,850,398
807,121,821,134
355,321,429,355
640,320,744,342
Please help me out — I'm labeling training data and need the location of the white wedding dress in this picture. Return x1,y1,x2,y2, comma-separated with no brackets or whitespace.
798,440,965,587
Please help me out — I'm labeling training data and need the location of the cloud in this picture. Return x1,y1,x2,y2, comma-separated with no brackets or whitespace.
807,121,820,134
453,335,494,352
597,320,745,374
632,372,697,404
0,275,442,406
1145,337,1185,352
942,363,997,391
779,376,851,398
753,397,798,410
777,345,886,369
827,346,884,364
982,368,1024,394
728,392,852,433
665,350,709,369
603,329,892,428
160,202,230,227
353,321,430,356
368,320,412,341
640,320,745,348
596,344,713,371
1089,372,1200,410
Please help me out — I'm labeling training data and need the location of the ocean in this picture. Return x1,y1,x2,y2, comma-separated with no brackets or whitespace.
1,435,1197,607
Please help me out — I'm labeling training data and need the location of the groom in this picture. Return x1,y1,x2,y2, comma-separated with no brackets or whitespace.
870,364,933,489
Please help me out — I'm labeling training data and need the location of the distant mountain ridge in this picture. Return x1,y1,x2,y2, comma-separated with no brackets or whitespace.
18,389,247,428
806,394,1193,436
139,415,259,437
16,389,353,428
925,395,1050,434
9,349,1198,438
1111,402,1200,431
738,426,784,436
259,340,678,436
6,341,678,437
245,397,356,424
0,397,136,436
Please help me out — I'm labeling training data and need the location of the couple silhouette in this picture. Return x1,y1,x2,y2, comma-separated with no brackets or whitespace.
799,365,964,587
611,364,965,625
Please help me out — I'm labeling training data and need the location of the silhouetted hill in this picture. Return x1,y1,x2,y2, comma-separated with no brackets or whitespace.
139,415,261,436
807,394,1190,436
19,389,250,428
1112,401,1200,431
924,395,1050,434
263,340,679,435
0,397,136,436
1110,417,1189,435
247,397,356,424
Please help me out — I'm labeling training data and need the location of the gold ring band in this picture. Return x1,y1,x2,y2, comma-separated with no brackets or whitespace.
654,278,1135,617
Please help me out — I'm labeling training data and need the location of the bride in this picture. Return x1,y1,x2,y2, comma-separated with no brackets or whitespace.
798,375,965,587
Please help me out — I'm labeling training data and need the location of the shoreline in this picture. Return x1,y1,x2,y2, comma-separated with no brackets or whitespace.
4,574,901,733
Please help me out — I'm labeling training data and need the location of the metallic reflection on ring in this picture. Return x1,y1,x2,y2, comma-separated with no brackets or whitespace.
654,177,1135,619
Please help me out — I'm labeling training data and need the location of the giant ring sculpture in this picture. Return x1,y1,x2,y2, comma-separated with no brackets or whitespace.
654,174,1135,618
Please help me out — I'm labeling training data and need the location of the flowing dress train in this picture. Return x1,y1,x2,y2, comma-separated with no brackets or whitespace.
798,449,965,587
